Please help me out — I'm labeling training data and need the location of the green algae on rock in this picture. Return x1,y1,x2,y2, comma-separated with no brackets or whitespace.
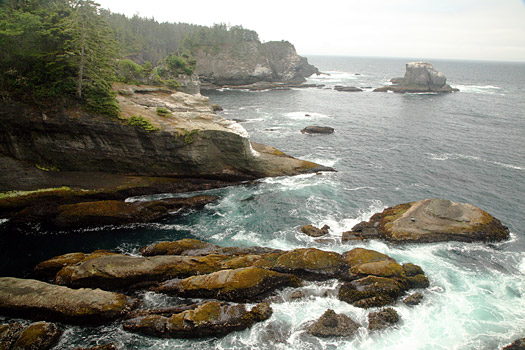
155,267,302,301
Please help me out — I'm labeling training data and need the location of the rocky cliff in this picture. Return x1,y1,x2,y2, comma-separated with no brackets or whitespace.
0,85,332,192
193,41,318,87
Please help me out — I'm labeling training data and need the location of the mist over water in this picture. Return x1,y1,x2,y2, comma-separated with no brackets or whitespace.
2,57,525,349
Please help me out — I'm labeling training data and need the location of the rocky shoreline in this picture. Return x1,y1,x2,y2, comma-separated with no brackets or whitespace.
0,238,429,345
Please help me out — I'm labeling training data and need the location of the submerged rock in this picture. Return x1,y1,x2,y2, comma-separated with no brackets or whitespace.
342,198,509,243
300,224,330,237
368,308,400,331
307,309,360,337
0,277,135,324
155,267,302,301
301,126,335,134
374,62,458,93
334,86,363,92
123,301,272,338
73,344,118,350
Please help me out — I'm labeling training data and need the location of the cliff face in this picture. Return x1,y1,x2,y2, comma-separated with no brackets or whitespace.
0,86,331,191
193,41,318,86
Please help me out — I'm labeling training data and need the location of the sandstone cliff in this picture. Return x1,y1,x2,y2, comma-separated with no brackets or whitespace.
193,41,318,87
0,85,332,192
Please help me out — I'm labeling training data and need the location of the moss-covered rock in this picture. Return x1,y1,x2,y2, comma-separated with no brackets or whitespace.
53,196,218,229
0,322,24,350
273,248,346,279
368,308,400,331
300,224,330,237
338,276,405,309
11,322,62,350
343,248,394,267
139,239,219,256
122,301,272,338
307,309,360,337
34,250,118,281
343,199,509,243
0,277,135,325
155,267,302,301
403,292,424,306
350,260,404,278
54,254,229,289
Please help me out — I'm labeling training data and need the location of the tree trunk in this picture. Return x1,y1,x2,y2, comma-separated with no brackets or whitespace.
77,9,86,99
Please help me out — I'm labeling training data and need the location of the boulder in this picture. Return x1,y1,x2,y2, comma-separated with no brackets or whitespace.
403,292,424,306
374,62,459,93
140,239,281,257
307,309,360,337
338,276,405,308
11,322,62,350
155,267,302,301
272,248,346,280
300,224,330,237
0,277,135,324
122,301,272,338
301,126,334,135
34,250,118,280
343,198,509,243
54,254,229,289
368,308,400,331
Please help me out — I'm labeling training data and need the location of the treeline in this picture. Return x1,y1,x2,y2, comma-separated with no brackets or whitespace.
103,13,260,65
0,0,260,116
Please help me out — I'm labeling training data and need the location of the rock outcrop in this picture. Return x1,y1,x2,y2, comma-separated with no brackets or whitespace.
155,267,302,301
194,41,318,87
342,198,509,243
0,321,62,350
301,126,335,135
334,86,363,92
0,277,135,324
122,301,272,338
368,308,400,331
307,309,360,337
374,62,458,93
0,86,332,193
300,224,330,237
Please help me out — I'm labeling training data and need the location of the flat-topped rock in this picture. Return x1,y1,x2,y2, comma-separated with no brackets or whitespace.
123,301,272,338
301,126,334,134
0,277,135,324
155,267,301,301
374,62,458,93
343,198,509,243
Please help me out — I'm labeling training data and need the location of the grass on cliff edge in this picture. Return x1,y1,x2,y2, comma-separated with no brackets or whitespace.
0,187,73,199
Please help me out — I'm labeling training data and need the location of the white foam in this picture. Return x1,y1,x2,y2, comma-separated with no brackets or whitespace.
428,153,523,171
452,84,504,95
283,111,331,120
0,218,8,225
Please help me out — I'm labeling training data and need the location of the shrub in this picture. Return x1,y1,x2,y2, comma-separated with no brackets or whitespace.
126,115,159,132
156,107,171,116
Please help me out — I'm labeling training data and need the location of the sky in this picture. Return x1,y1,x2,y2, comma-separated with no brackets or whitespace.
96,0,525,62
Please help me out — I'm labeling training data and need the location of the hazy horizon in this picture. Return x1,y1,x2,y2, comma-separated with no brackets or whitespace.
96,0,525,63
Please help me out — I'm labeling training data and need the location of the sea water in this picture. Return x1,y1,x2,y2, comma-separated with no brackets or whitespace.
1,56,524,349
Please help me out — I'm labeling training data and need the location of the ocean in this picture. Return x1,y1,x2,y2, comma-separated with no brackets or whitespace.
1,56,525,349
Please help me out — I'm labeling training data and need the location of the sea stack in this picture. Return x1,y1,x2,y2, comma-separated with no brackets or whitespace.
374,62,459,93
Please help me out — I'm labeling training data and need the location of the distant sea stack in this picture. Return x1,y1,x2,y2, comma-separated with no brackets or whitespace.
374,62,459,93
194,41,319,88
